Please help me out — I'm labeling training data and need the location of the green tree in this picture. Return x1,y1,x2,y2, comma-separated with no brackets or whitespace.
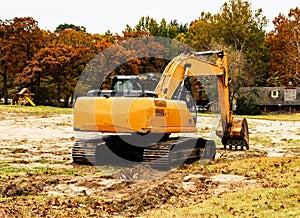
216,0,269,86
181,12,217,49
235,95,261,115
54,23,86,33
125,16,188,38
184,0,269,100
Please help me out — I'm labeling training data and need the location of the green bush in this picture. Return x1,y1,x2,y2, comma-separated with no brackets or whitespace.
235,96,261,115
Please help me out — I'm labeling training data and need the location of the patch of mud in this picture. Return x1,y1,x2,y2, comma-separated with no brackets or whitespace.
44,175,132,197
111,163,167,181
0,176,60,197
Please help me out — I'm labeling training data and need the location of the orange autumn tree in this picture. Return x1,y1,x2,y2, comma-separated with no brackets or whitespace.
21,43,89,106
85,29,171,92
18,27,115,106
267,7,300,86
0,17,42,104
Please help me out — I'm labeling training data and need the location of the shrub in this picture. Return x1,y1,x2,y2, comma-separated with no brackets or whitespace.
235,96,261,115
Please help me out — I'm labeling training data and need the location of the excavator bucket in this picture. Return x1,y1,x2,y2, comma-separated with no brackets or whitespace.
216,118,249,150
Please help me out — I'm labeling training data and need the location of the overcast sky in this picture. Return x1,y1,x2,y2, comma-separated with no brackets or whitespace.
1,0,299,34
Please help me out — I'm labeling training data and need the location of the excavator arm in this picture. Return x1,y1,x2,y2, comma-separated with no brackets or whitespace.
155,50,249,149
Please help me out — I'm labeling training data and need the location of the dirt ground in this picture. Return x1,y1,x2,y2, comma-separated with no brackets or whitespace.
0,111,299,217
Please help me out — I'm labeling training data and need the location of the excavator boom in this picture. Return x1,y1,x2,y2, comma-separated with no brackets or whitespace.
154,50,249,149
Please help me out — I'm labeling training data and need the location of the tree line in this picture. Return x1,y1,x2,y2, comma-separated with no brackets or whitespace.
0,0,299,107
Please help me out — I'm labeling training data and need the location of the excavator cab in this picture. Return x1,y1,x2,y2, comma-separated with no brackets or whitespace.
111,76,141,92
87,75,158,98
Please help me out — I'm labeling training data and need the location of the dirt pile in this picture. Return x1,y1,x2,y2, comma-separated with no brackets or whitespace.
111,163,167,180
0,174,60,197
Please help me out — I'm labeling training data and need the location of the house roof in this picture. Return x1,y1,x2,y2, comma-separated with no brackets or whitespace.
240,87,300,106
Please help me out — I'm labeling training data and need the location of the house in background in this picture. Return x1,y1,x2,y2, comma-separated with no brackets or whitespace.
240,82,300,113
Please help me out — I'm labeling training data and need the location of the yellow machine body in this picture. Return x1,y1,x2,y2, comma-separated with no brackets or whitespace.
74,96,197,134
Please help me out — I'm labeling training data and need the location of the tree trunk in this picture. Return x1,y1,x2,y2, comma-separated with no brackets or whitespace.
2,73,8,105
36,73,41,105
64,95,70,108
70,94,74,107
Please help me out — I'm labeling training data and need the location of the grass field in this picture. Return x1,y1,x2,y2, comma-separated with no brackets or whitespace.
0,105,72,114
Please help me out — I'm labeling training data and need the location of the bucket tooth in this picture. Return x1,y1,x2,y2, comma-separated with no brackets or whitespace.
221,118,249,150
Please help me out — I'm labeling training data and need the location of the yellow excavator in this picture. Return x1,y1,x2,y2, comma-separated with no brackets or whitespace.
73,50,249,168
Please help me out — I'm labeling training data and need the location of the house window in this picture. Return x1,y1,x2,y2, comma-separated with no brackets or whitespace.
271,90,279,99
284,88,297,101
